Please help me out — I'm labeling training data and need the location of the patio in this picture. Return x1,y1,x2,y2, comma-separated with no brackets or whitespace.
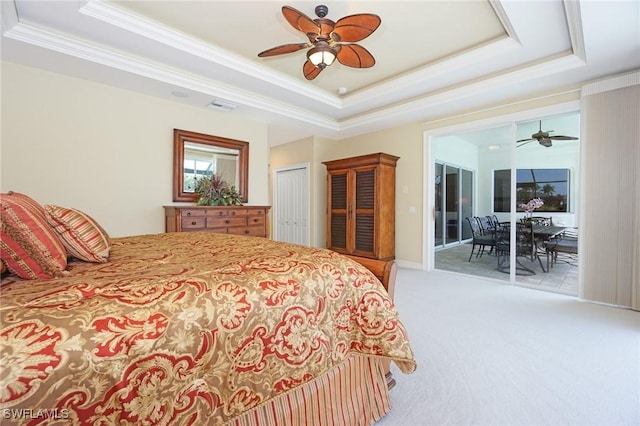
434,242,578,296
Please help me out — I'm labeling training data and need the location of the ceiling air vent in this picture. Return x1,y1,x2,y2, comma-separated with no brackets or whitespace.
208,99,237,112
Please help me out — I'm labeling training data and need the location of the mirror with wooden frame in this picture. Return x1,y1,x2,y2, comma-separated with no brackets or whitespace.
173,129,249,203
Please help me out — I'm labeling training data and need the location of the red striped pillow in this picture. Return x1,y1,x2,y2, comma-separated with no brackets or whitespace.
0,192,68,279
44,205,111,263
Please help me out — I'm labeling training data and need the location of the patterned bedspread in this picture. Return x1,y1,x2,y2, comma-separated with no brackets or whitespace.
0,232,416,425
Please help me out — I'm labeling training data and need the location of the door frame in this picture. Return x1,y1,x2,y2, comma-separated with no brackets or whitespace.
272,162,311,245
423,100,581,279
434,161,475,249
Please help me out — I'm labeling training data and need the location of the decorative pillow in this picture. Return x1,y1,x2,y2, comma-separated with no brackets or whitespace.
0,192,68,279
44,205,111,263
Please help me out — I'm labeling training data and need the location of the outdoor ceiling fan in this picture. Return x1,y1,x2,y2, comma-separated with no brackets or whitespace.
257,4,381,80
517,121,578,148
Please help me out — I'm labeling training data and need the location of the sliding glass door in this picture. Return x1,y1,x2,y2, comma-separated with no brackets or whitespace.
434,161,473,248
430,113,580,296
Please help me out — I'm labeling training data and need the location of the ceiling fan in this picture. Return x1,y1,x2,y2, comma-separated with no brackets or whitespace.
517,121,578,148
257,4,381,80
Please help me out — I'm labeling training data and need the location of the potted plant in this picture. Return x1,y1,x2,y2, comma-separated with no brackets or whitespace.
194,173,243,206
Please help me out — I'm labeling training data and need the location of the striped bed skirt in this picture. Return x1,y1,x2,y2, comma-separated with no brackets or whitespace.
227,354,392,426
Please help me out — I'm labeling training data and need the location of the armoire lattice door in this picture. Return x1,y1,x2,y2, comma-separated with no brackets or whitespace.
323,153,399,261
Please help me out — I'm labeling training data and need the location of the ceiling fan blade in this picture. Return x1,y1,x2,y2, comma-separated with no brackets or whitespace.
549,135,579,140
516,138,534,143
303,60,322,80
258,43,309,57
336,44,375,68
517,140,533,148
282,6,320,35
333,14,381,42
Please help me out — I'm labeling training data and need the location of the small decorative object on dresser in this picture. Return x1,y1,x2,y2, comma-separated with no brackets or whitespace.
194,173,243,206
164,206,270,238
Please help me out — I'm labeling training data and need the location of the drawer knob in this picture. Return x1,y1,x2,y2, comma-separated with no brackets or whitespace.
245,230,250,234
253,218,259,223
225,219,230,224
191,221,197,226
186,212,191,217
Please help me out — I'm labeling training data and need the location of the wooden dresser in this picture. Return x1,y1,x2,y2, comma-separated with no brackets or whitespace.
163,206,270,237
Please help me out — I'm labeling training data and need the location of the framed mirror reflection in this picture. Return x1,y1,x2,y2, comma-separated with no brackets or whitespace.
172,129,249,203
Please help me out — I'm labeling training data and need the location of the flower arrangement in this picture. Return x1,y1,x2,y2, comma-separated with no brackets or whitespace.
194,173,243,206
519,197,544,213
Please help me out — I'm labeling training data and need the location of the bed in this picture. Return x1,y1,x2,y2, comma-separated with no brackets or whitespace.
0,204,416,425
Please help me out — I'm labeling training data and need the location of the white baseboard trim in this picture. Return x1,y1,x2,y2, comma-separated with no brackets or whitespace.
395,260,423,270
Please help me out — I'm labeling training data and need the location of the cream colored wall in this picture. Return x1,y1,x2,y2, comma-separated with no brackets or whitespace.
1,62,269,237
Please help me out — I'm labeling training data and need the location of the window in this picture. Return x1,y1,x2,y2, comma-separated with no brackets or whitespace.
493,168,570,212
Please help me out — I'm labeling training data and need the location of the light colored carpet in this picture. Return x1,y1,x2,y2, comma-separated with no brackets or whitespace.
377,268,640,426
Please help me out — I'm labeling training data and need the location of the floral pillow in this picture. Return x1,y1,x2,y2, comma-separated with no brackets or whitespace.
44,205,111,263
0,192,68,279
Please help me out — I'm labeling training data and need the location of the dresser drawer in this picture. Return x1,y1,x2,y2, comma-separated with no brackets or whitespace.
181,209,226,218
228,226,265,237
247,215,265,226
226,209,249,217
181,217,206,229
207,217,246,228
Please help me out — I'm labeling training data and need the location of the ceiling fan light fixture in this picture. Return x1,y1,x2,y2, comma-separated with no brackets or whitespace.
539,137,553,147
307,43,336,69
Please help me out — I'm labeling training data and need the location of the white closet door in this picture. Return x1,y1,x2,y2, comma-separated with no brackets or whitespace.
274,165,309,246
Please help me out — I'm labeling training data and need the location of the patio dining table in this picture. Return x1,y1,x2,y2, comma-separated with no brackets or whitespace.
532,225,570,240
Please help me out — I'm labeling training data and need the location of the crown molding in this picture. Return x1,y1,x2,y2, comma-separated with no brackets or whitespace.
0,0,18,32
581,70,640,96
563,0,586,61
79,0,340,108
490,0,521,44
3,0,590,141
340,52,586,133
341,35,521,110
3,12,338,130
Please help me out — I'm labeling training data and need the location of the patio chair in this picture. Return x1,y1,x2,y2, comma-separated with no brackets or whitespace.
465,217,496,261
476,216,495,235
487,215,500,231
544,228,578,270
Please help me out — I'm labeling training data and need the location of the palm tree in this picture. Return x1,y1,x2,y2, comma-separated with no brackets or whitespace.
542,184,556,197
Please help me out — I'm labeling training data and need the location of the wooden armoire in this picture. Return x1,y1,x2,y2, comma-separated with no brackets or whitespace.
323,152,399,286
324,152,400,389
